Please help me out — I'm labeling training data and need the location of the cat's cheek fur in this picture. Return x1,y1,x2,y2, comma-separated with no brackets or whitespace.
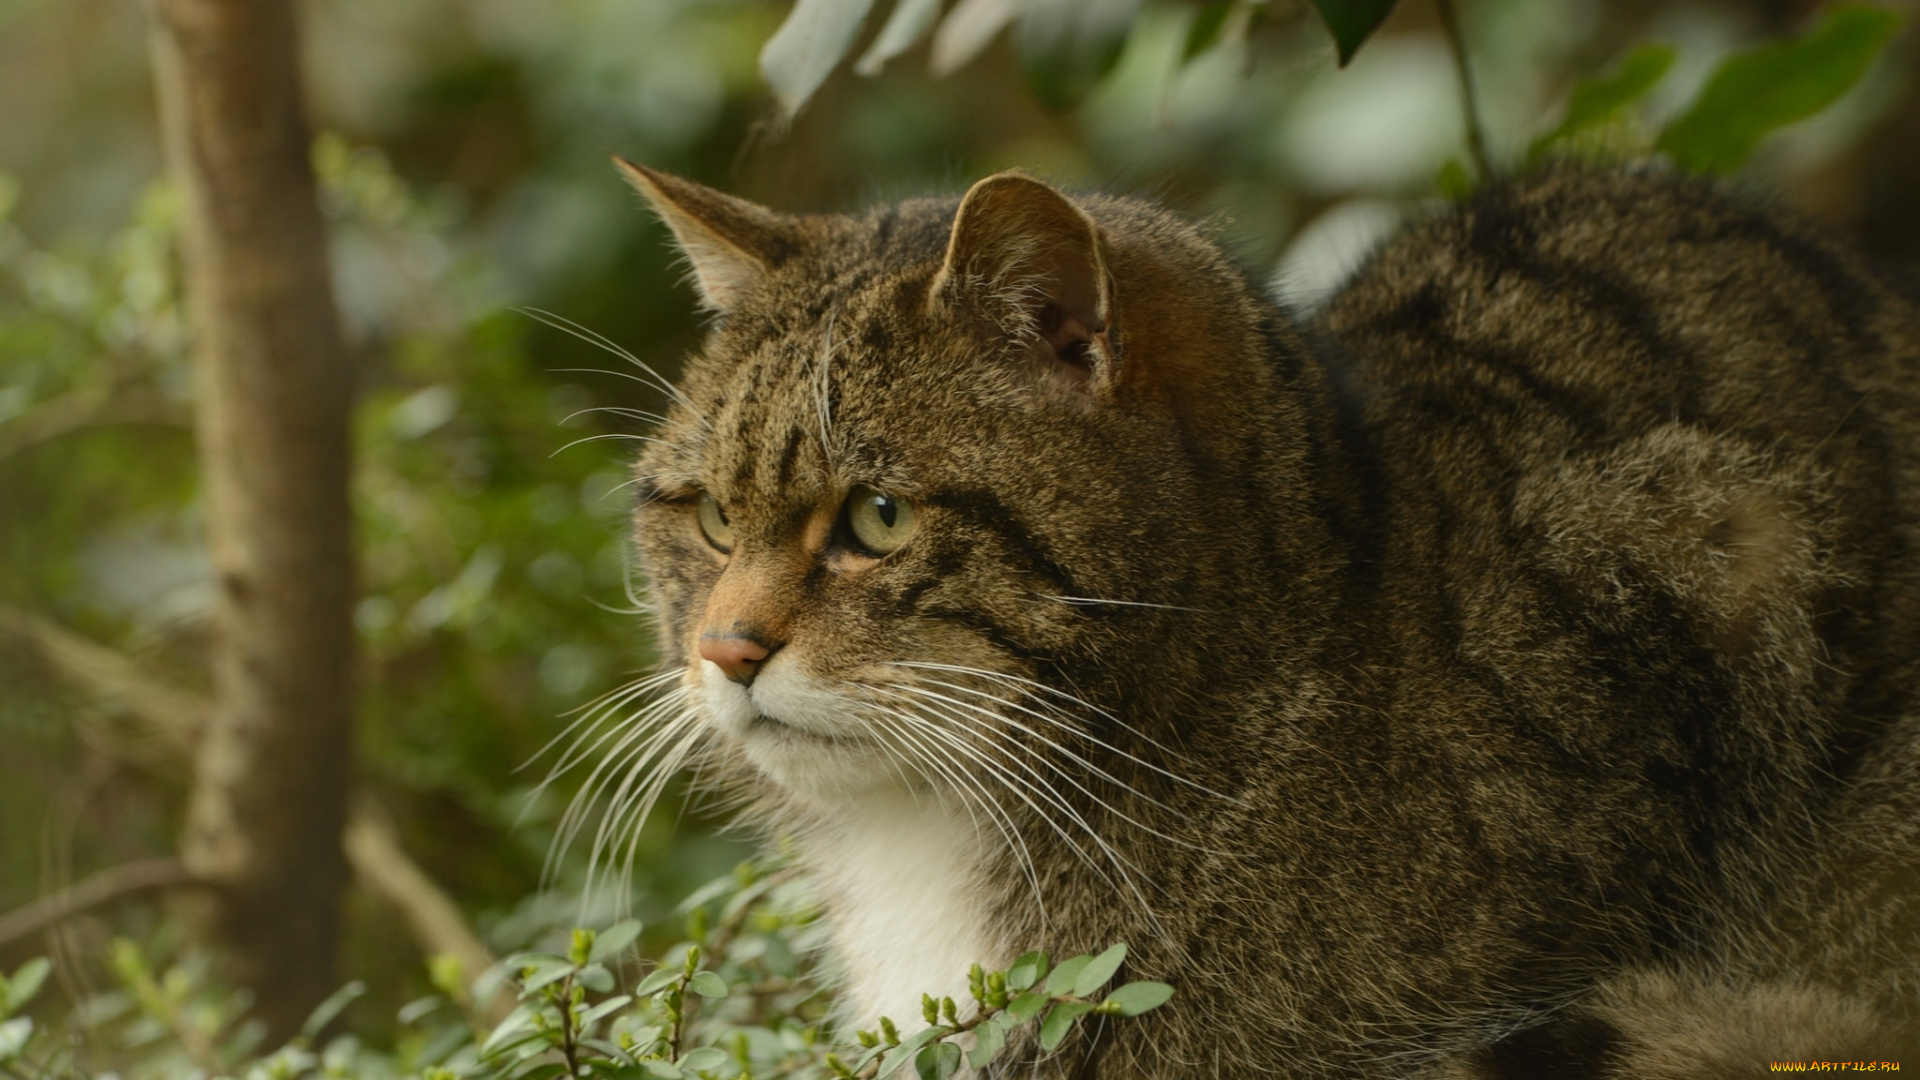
700,653,905,804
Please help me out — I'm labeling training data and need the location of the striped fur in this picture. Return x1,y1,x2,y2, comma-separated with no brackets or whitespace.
615,161,1920,1076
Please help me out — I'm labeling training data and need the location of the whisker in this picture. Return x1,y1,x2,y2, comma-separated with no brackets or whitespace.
1031,593,1207,613
550,431,691,458
870,686,1159,918
881,706,1049,923
521,307,709,427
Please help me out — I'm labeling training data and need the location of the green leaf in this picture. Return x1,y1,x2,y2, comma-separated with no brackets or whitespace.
590,920,643,963
856,0,945,76
642,1061,683,1080
1529,44,1674,161
0,1017,33,1061
1102,981,1175,1016
1657,4,1901,174
300,979,367,1040
1005,990,1049,1022
1073,943,1127,997
578,994,633,1027
1016,0,1141,112
5,959,49,1015
1037,1001,1096,1051
1044,954,1091,996
1308,0,1400,66
966,1016,1006,1069
688,971,729,999
578,964,617,994
876,1026,951,1079
679,1047,729,1071
520,958,576,993
480,1004,537,1056
1436,158,1475,200
636,967,682,996
914,1040,963,1080
761,0,877,118
1006,951,1048,992
1182,0,1235,63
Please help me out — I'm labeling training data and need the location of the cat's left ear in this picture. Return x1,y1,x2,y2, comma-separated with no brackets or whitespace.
615,157,798,314
932,172,1117,397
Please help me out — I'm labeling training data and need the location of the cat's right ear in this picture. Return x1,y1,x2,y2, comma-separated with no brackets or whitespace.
615,158,797,314
932,171,1117,398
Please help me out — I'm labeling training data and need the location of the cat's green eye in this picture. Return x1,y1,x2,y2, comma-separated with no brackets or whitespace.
844,485,916,557
696,493,734,553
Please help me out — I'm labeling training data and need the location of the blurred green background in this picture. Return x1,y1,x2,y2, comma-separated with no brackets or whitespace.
1,0,1915,1060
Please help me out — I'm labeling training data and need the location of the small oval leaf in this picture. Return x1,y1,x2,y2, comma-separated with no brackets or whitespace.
1103,981,1175,1016
967,1016,1006,1069
6,959,51,1014
1006,950,1048,992
590,920,643,963
1073,943,1127,997
636,967,682,997
1037,1001,1095,1051
688,971,729,999
679,1046,729,1071
1044,955,1091,997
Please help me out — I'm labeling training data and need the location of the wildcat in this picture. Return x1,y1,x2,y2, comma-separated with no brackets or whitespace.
612,159,1920,1077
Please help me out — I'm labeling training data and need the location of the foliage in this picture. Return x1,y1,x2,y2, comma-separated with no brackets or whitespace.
0,861,1170,1080
1657,4,1903,174
758,0,1903,183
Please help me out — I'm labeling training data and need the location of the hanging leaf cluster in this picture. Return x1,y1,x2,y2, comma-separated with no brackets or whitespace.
761,0,1408,117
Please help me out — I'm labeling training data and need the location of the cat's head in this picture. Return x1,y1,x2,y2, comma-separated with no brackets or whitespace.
620,162,1325,807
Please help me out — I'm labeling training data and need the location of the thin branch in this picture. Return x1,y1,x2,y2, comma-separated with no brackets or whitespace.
343,794,514,1025
0,858,212,947
3,603,510,1023
0,386,190,464
1435,0,1492,178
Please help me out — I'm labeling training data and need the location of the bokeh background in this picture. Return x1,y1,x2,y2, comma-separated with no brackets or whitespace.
2,0,1916,1063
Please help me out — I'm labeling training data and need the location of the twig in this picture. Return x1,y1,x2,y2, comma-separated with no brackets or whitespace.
1435,0,1491,178
3,603,511,1024
0,858,212,947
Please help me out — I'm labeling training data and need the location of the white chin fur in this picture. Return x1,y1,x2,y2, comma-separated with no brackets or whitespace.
700,656,910,802
697,659,1005,1052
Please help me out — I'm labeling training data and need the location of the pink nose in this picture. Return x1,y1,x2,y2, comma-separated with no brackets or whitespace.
700,634,772,685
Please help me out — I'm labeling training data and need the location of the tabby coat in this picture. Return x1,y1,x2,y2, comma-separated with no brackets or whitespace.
618,161,1920,1078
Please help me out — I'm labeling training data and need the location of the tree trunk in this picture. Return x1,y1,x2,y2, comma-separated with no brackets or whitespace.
146,0,356,1041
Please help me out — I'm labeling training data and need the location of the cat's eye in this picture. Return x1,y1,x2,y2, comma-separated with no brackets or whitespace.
844,485,916,557
696,493,734,553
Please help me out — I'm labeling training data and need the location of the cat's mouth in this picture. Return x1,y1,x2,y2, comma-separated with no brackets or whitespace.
746,712,867,748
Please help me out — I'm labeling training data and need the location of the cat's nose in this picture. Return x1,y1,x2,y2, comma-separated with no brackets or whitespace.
700,633,774,686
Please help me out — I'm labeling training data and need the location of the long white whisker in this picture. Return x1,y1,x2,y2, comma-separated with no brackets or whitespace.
882,706,1049,924
550,431,692,458
1030,593,1207,613
871,686,1157,919
911,675,1217,799
521,307,709,427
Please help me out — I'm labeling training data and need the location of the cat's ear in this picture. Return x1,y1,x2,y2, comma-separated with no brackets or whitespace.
933,172,1116,396
615,158,797,313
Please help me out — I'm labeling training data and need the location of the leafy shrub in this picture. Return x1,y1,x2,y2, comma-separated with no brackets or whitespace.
0,859,1170,1080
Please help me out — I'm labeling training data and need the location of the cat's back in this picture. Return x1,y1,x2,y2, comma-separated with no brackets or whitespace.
1313,161,1920,938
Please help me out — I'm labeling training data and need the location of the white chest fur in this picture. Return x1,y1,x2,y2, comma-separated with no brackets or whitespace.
808,796,1007,1031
